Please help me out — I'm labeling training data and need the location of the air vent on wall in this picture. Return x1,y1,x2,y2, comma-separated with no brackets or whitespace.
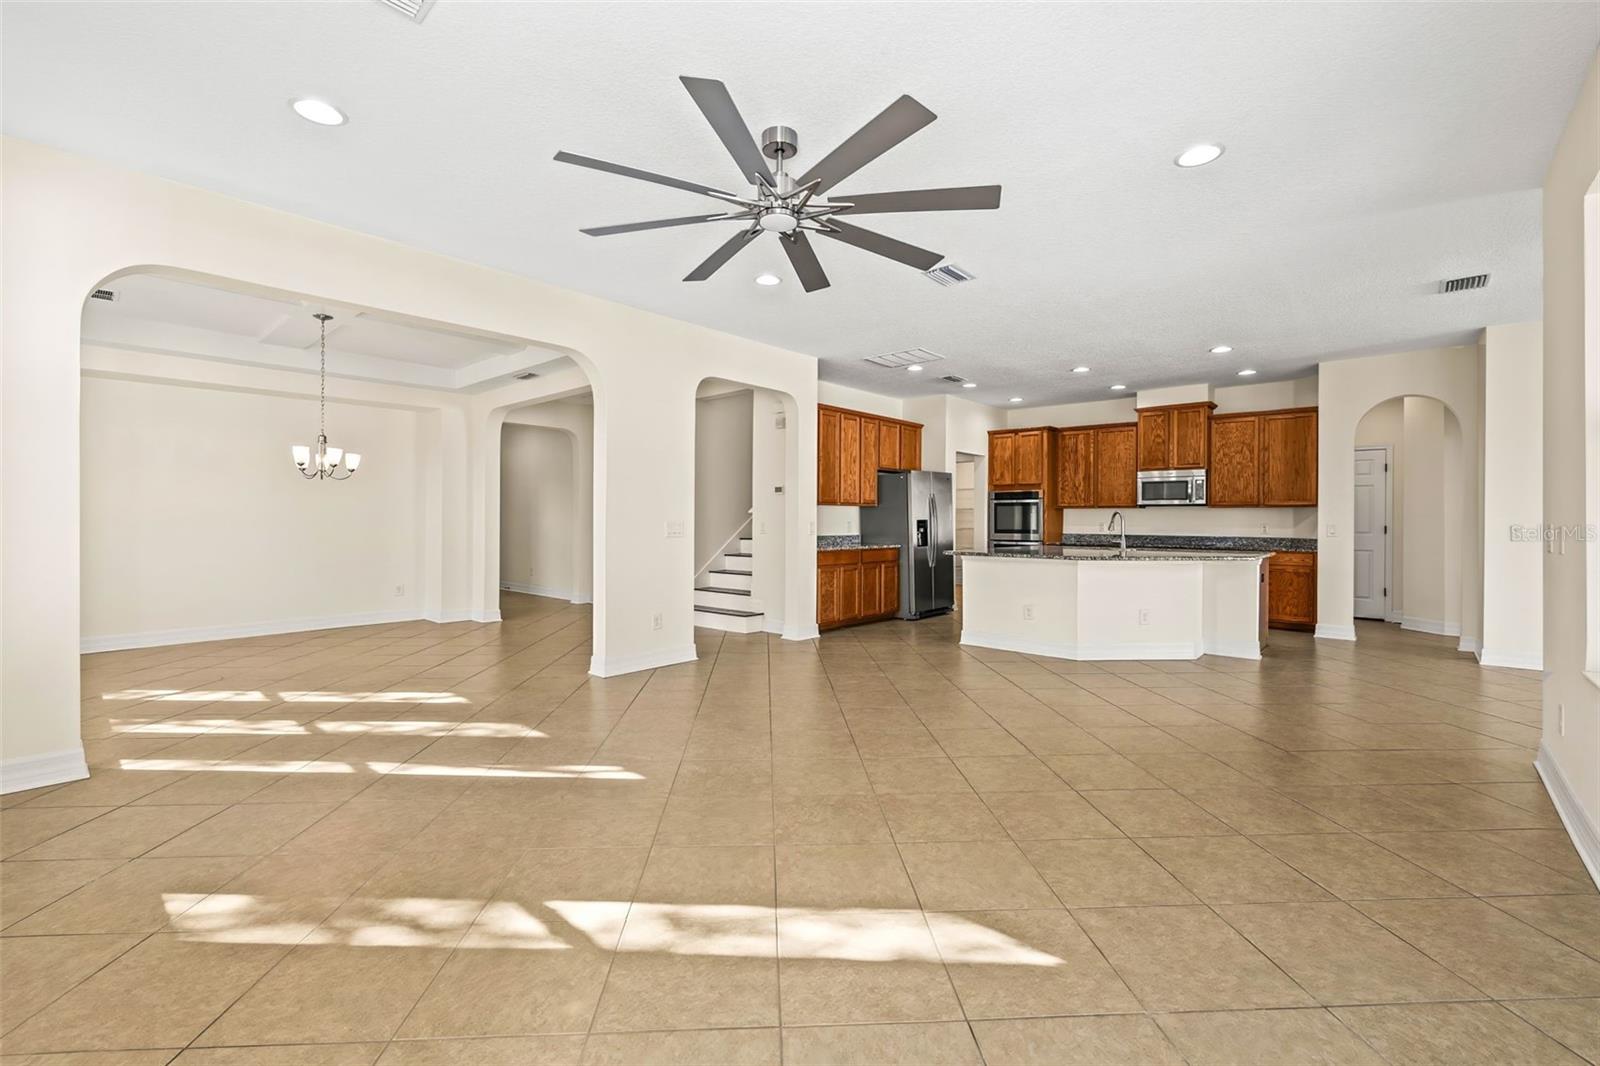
1439,273,1489,294
924,263,976,286
513,371,539,381
89,288,118,302
863,347,946,369
376,0,437,22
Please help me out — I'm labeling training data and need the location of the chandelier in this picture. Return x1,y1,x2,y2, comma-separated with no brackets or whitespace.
291,312,362,480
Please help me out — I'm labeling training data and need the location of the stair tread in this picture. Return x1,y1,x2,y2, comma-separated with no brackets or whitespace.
726,551,753,557
695,586,751,596
694,605,764,618
709,568,753,576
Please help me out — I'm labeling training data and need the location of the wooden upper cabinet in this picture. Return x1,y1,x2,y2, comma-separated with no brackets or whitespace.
839,412,862,504
989,431,1015,489
900,424,921,471
818,407,841,505
816,405,924,504
1093,425,1138,507
860,416,879,506
1056,428,1095,508
1261,410,1318,506
1136,409,1173,470
878,420,901,470
1172,405,1210,468
1138,403,1212,470
1208,415,1262,507
1013,429,1046,485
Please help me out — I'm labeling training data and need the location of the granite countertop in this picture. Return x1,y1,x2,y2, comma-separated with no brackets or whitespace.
1060,533,1317,553
951,545,1272,562
817,535,901,550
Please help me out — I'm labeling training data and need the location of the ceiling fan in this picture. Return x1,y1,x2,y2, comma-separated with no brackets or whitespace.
554,77,1002,292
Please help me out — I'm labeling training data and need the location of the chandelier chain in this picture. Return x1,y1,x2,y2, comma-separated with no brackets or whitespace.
319,314,327,440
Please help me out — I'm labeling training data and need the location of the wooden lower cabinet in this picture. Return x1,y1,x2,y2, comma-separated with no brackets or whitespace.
1267,551,1317,631
818,547,900,630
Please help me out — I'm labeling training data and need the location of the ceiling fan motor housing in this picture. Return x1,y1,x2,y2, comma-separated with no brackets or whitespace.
761,125,798,160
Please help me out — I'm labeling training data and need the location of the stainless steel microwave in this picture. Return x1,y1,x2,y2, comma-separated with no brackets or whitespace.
1137,468,1208,506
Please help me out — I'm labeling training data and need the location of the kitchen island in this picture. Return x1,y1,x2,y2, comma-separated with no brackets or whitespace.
953,546,1270,661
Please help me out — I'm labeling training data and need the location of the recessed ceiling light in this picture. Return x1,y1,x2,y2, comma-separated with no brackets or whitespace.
1009,397,1023,404
291,98,347,126
1071,366,1091,374
962,382,978,389
1237,368,1257,377
754,273,780,286
1110,384,1127,391
906,364,923,373
1175,143,1224,168
1209,345,1233,354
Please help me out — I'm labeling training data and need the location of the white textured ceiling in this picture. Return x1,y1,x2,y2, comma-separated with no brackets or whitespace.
7,1,1595,407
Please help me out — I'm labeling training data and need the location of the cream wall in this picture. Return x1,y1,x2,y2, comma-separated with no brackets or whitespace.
1401,396,1450,631
1,138,820,790
749,388,794,631
80,374,423,648
502,400,595,605
1315,345,1482,645
693,390,753,569
1539,50,1599,882
1481,322,1545,668
499,424,576,601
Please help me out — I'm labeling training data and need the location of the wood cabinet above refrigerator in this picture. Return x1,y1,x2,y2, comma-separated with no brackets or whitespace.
817,404,924,506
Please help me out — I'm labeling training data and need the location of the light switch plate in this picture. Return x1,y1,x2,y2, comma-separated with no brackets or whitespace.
665,521,685,539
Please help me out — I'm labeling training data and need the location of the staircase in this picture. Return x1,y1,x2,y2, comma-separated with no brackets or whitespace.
694,533,765,633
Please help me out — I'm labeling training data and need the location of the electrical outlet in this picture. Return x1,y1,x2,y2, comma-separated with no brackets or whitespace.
1560,703,1567,737
1022,604,1034,621
394,584,405,598
1138,608,1151,626
652,613,663,631
1326,523,1337,537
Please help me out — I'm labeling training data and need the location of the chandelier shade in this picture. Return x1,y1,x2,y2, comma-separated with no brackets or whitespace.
292,313,361,480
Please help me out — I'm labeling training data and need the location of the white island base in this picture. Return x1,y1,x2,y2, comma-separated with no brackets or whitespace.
957,550,1267,661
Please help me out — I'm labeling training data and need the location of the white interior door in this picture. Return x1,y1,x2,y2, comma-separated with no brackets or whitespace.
1353,447,1390,620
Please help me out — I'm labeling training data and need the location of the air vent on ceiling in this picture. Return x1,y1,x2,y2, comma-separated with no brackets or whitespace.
924,263,976,287
376,0,437,22
863,347,945,369
939,374,968,385
1438,273,1489,294
89,288,118,302
513,371,540,381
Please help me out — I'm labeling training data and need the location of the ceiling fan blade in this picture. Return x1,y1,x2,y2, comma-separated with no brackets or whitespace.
554,151,741,203
781,232,831,292
830,185,1002,214
684,228,760,282
817,219,942,271
680,76,774,188
796,95,937,195
581,214,732,236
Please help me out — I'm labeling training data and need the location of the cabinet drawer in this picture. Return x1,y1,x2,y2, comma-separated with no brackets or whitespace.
819,549,862,565
861,547,899,564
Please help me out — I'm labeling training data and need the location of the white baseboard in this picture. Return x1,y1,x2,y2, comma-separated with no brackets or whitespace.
81,608,426,653
472,610,502,624
1401,615,1460,637
1478,648,1544,671
783,622,821,641
763,616,785,636
589,643,697,678
425,608,476,624
1314,623,1357,641
1,747,89,795
1535,743,1600,890
960,628,1234,662
500,582,573,600
1459,636,1483,656
569,593,593,605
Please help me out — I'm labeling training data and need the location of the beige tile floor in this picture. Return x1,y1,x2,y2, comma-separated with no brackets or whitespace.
1,593,1596,1064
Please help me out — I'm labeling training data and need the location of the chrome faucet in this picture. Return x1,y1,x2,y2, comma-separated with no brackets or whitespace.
1108,511,1127,555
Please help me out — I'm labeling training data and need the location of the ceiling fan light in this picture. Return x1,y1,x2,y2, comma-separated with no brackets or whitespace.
291,98,347,127
1175,143,1224,168
758,211,798,233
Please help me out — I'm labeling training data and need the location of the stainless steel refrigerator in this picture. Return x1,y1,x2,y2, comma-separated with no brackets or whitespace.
861,470,954,620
